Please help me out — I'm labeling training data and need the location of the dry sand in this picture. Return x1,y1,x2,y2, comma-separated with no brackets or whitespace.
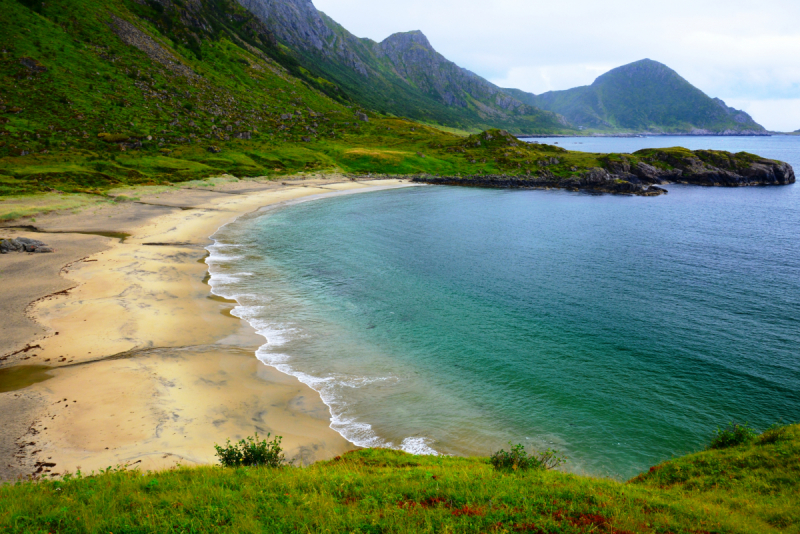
0,177,416,480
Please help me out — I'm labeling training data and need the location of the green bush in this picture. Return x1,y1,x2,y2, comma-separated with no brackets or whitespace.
214,433,289,468
758,422,791,445
489,442,565,472
709,422,757,450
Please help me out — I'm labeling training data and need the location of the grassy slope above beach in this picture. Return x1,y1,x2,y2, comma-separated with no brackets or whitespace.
0,0,793,200
1,424,798,533
0,0,569,194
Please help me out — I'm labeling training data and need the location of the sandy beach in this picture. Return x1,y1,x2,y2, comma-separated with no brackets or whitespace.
0,176,415,481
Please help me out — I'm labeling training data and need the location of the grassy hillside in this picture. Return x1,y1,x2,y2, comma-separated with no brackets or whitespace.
235,0,574,134
0,1,791,206
1,424,798,533
507,59,765,134
0,0,584,197
288,20,573,134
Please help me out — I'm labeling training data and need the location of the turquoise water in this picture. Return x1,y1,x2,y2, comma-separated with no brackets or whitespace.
208,137,800,479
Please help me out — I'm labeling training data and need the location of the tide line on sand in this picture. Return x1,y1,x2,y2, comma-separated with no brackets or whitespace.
205,182,441,457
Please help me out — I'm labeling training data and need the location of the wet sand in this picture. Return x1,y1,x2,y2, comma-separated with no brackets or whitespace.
0,177,415,480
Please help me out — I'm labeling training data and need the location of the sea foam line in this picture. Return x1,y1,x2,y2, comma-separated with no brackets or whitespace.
205,238,439,456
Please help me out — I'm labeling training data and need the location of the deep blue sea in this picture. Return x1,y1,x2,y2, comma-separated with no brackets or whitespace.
208,136,800,479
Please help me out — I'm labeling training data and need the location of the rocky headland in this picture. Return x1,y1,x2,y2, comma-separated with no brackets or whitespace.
412,147,795,196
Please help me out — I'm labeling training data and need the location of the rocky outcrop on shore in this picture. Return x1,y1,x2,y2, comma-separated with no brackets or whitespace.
0,238,54,254
631,148,795,187
412,172,669,196
411,147,794,196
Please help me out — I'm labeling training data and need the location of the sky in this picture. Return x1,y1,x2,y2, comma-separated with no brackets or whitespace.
313,0,800,131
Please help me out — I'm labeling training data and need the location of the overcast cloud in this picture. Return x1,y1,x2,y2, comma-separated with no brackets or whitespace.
313,0,800,131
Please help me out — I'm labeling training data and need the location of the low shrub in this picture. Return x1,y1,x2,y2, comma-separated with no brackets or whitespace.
214,433,289,468
490,442,565,472
758,422,791,445
709,422,757,450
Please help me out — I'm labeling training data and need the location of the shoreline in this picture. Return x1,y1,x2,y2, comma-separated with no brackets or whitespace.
0,176,416,481
203,182,429,455
516,133,775,139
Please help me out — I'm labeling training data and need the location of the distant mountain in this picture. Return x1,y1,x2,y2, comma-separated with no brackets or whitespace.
236,0,571,133
505,59,766,134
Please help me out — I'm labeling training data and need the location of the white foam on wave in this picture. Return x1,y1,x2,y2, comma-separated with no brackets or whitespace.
207,243,245,249
205,234,441,456
239,315,298,348
254,344,439,455
207,272,246,285
401,437,440,456
206,254,245,263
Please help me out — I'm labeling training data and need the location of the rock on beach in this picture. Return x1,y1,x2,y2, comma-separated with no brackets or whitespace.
0,237,54,254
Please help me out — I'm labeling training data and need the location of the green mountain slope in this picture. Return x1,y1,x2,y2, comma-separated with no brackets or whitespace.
0,0,511,195
1,424,799,532
505,59,766,134
0,0,791,201
236,0,572,134
0,0,595,196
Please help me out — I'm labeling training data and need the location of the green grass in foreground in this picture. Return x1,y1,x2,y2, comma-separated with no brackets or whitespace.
1,425,798,533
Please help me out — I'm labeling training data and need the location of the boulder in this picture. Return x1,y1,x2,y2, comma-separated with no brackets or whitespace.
20,57,47,73
633,162,662,184
1,237,53,253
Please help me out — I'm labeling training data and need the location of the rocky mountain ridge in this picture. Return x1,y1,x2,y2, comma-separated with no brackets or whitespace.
236,0,570,133
233,2,766,135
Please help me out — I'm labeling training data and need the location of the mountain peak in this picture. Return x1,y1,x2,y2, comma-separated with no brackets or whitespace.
523,59,765,133
592,58,677,86
381,30,433,51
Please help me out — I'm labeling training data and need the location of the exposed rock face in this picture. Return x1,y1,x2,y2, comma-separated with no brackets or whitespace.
374,31,487,110
19,57,47,73
412,173,668,197
108,15,196,78
237,0,370,75
0,238,54,254
235,0,569,132
237,0,332,52
630,148,795,186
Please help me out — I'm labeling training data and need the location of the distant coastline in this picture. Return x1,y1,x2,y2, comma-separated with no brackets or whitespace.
517,132,773,139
